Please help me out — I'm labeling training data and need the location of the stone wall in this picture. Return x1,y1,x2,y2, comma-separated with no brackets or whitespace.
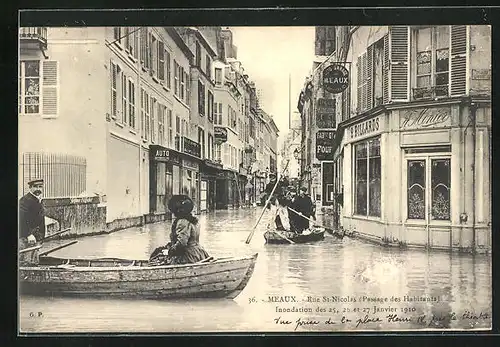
43,196,106,238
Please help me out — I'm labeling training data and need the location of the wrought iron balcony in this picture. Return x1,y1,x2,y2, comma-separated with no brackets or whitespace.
19,27,48,49
412,85,449,100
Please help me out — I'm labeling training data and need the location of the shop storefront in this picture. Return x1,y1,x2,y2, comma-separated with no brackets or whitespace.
149,145,182,216
149,142,202,216
339,99,491,252
200,159,223,212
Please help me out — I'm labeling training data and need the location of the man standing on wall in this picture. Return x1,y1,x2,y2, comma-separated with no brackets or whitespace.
19,179,46,249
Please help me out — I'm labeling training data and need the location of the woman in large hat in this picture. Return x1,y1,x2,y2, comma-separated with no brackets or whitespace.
150,195,210,265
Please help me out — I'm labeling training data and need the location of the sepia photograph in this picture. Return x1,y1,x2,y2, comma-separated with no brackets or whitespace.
18,19,492,333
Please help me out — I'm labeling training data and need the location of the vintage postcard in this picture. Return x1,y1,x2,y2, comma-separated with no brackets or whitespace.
18,20,492,333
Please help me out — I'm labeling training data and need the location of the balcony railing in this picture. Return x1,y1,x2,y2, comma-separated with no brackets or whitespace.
412,85,449,100
19,27,48,49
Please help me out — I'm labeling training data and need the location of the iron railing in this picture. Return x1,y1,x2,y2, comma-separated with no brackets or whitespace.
19,27,48,48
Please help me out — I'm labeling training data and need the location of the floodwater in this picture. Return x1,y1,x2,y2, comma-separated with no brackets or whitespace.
19,208,492,333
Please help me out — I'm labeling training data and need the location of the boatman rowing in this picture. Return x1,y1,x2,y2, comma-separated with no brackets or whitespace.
19,178,46,250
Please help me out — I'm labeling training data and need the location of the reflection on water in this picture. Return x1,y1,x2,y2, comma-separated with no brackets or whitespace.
20,209,492,333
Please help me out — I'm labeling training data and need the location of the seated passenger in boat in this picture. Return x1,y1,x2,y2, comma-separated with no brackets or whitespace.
265,175,293,231
150,195,210,265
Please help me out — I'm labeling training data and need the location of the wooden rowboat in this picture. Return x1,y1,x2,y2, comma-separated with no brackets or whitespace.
264,227,325,244
19,253,258,300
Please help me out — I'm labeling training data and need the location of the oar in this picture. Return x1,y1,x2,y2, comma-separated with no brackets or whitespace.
39,240,78,257
40,228,71,242
245,159,291,244
288,207,345,239
275,230,295,244
19,244,42,254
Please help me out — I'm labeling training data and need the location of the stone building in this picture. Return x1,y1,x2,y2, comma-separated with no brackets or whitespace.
298,25,491,253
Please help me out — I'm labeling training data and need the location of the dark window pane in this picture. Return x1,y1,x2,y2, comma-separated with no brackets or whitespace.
369,156,381,217
408,160,425,219
431,159,450,220
435,73,448,86
24,61,40,77
355,142,368,215
436,48,449,72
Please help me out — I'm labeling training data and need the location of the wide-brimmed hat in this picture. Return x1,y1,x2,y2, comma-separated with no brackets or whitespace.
168,195,194,215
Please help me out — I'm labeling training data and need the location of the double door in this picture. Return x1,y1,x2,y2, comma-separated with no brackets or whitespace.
404,153,451,247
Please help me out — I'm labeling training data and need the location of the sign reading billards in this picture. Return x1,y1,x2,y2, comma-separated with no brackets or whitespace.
323,64,349,94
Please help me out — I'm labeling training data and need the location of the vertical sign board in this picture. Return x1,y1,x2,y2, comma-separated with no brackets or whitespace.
316,98,336,128
316,130,336,161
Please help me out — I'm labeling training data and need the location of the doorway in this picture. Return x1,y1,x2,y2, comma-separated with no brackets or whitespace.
404,150,452,247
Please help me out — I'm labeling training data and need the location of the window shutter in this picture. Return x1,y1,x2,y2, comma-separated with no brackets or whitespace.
110,61,117,118
382,33,390,104
133,28,139,59
357,57,362,113
450,25,467,96
362,52,368,111
140,27,147,66
42,60,58,116
389,26,409,101
367,45,374,110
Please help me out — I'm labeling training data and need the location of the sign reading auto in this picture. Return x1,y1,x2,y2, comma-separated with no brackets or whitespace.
316,130,336,161
323,63,349,94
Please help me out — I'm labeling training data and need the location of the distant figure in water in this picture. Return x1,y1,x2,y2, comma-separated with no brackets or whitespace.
149,195,210,265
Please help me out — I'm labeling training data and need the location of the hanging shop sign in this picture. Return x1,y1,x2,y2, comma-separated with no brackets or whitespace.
214,126,228,144
182,137,201,158
323,63,349,94
316,98,336,128
400,107,451,131
316,130,336,161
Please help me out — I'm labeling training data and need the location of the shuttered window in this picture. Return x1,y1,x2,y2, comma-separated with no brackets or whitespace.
150,97,156,143
412,26,454,99
110,62,118,118
356,52,369,113
121,72,127,124
140,27,148,69
390,26,409,101
158,41,165,82
166,50,171,89
113,27,122,46
450,25,467,96
382,34,390,104
366,45,374,109
128,79,135,129
42,61,59,117
357,55,362,112
151,34,157,78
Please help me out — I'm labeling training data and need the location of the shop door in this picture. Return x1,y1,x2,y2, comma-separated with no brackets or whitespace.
405,154,451,248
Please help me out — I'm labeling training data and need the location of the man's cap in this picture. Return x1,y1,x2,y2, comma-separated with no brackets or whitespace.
28,179,44,186
300,186,307,191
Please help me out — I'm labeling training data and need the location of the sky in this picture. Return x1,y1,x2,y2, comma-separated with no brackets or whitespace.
229,27,316,147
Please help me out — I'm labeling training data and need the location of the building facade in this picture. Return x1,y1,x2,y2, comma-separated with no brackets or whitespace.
19,26,280,231
176,27,219,213
298,25,491,253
